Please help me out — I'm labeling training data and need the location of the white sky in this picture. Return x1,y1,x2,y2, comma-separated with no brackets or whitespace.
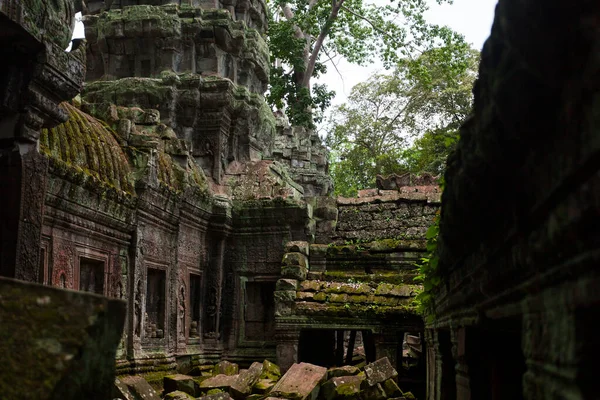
317,0,498,107
72,0,497,105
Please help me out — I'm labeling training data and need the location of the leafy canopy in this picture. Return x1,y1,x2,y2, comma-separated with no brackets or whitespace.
266,0,465,127
325,43,480,196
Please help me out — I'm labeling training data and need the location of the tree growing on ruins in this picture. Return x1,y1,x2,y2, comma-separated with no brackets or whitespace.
325,44,480,196
266,0,465,127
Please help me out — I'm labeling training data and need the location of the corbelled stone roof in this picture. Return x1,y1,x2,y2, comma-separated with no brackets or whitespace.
40,101,134,195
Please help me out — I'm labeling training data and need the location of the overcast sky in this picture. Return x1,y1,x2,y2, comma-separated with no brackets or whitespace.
317,0,498,107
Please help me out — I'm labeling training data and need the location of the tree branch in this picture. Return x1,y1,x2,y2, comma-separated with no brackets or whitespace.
301,0,346,88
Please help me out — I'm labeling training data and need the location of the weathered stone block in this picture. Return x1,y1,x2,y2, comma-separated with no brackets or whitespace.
164,390,196,400
120,376,161,400
320,375,365,400
382,378,402,398
327,365,360,379
361,383,387,400
230,361,264,399
276,278,298,291
261,360,282,381
274,290,297,302
200,374,238,391
314,206,338,221
214,360,239,376
309,244,329,257
282,252,308,268
363,358,398,387
281,264,308,280
253,378,276,394
297,292,315,300
300,280,322,292
0,277,126,400
285,241,310,255
164,374,198,397
198,392,233,400
270,362,327,400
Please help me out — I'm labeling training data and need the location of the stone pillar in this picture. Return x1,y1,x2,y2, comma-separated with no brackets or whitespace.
0,141,48,281
0,3,85,281
276,329,301,372
453,327,471,400
373,330,400,371
425,330,436,400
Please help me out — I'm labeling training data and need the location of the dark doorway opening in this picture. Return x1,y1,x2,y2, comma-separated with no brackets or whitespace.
298,329,376,368
146,268,166,339
468,319,525,400
189,273,202,338
79,257,105,295
439,330,456,400
244,281,276,341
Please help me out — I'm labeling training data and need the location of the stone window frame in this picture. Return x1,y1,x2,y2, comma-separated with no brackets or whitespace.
237,275,277,348
74,246,109,296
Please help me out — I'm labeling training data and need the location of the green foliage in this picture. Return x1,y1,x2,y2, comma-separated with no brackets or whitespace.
325,44,479,196
413,178,444,320
266,0,466,126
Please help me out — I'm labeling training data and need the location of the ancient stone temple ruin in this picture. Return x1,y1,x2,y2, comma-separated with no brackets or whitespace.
0,0,437,396
423,1,600,399
3,0,600,399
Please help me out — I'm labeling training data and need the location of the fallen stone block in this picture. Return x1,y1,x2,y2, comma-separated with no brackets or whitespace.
197,392,233,400
114,378,136,400
363,357,398,386
214,360,239,376
164,390,196,399
200,374,238,392
382,378,403,398
188,364,215,376
253,378,276,394
230,361,264,399
164,374,199,397
270,362,327,400
0,276,126,400
361,383,387,400
327,365,360,379
120,376,161,400
261,359,282,381
320,375,364,400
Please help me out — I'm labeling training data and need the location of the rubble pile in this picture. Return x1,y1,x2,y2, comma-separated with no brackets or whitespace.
114,358,416,400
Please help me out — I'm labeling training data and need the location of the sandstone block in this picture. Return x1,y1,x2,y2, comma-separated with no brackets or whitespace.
260,359,282,381
320,375,364,400
281,264,308,280
253,378,276,394
361,383,387,400
283,252,308,268
285,241,310,255
120,376,161,400
327,365,360,379
276,278,298,291
382,378,402,398
213,360,239,376
274,290,297,303
270,362,327,400
0,276,126,400
198,392,233,400
164,374,198,397
230,361,264,399
200,374,238,391
363,357,398,387
164,390,196,399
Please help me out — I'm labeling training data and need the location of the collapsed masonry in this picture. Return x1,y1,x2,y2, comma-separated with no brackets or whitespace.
0,0,438,397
